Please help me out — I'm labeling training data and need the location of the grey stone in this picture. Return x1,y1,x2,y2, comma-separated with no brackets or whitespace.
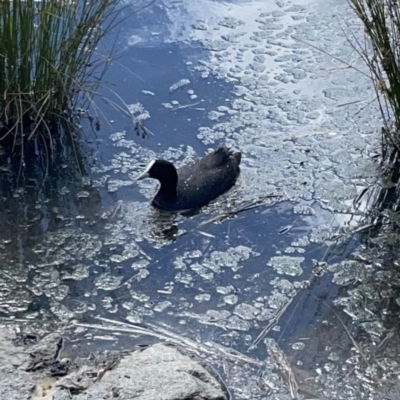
0,328,29,368
0,367,36,400
0,328,37,399
54,343,228,400
22,333,63,371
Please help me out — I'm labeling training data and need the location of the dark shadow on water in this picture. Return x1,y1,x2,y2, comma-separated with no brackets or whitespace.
146,208,180,240
0,123,91,191
0,124,111,323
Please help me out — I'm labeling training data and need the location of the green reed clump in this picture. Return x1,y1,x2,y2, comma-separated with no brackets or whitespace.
0,0,121,150
349,0,400,153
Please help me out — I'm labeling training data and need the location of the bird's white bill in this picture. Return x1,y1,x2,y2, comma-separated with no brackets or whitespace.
137,160,155,181
136,171,149,180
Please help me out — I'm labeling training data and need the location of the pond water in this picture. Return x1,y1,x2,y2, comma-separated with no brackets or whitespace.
0,0,391,398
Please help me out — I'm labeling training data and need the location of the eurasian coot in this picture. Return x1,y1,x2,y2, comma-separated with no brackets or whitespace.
137,146,241,211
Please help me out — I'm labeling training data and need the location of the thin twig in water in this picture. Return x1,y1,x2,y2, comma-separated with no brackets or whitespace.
331,308,370,366
267,341,299,399
337,99,366,108
249,292,297,350
162,101,202,111
74,317,263,367
291,35,370,78
197,194,284,230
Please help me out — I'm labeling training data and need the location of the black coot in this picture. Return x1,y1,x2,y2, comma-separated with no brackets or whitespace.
137,146,242,211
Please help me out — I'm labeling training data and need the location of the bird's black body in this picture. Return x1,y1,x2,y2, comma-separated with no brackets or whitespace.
137,146,242,212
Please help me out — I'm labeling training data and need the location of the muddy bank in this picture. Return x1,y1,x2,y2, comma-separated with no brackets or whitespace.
0,328,229,400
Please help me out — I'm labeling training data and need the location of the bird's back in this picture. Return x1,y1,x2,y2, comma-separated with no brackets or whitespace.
171,147,241,210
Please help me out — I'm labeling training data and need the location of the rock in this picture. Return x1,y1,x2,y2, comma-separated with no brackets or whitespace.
54,343,228,400
0,328,36,399
0,327,30,368
21,332,65,374
0,367,36,400
0,327,228,400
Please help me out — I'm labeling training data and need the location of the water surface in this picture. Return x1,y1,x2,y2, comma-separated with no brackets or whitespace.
0,0,387,398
